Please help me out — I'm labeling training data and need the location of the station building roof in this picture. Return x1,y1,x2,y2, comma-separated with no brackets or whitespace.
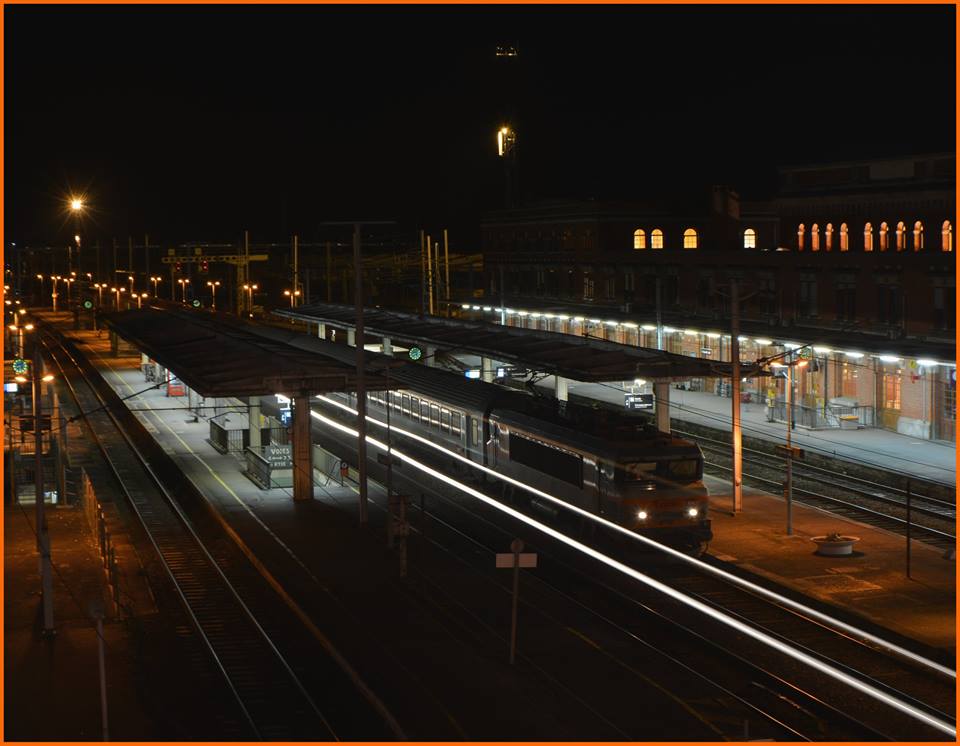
275,303,756,382
102,307,394,397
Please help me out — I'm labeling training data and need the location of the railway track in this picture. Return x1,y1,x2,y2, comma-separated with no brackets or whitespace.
39,327,340,741
675,428,956,552
311,399,956,741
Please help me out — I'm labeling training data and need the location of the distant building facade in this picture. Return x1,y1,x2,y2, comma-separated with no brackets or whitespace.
472,154,956,442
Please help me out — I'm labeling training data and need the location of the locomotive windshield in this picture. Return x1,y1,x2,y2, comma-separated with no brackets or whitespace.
620,462,657,481
665,459,699,481
618,459,700,483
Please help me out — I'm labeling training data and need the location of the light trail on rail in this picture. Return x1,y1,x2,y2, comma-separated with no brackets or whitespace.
308,404,956,738
314,394,955,681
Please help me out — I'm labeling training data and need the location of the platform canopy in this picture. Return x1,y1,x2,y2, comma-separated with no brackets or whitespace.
276,303,760,382
102,307,395,397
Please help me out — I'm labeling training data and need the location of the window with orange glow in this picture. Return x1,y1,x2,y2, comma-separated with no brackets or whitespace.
633,229,646,250
883,372,901,411
864,222,874,251
879,222,889,251
913,220,923,251
743,228,756,248
651,229,664,249
811,224,820,251
895,221,906,251
943,220,954,252
683,228,698,249
839,223,848,251
797,223,805,250
824,223,833,251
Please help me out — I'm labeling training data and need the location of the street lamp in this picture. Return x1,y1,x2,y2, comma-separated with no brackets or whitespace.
770,358,808,535
150,276,162,296
36,274,45,303
128,275,135,295
111,286,127,310
93,283,105,306
207,280,221,310
51,276,61,312
64,277,75,303
136,292,148,309
243,283,258,317
13,350,56,635
177,278,190,303
68,197,84,274
283,289,301,309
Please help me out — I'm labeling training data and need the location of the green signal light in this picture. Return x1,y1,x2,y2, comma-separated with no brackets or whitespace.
83,300,94,310
12,358,28,375
408,346,422,361
191,299,201,308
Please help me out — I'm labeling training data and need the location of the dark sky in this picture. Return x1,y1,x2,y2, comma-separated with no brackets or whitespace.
6,4,956,246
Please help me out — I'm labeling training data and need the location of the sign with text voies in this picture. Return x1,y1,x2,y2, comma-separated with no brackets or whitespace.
265,443,293,469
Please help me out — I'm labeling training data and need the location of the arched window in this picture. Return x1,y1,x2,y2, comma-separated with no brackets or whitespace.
825,223,834,251
840,223,849,252
651,229,664,249
743,228,757,249
943,220,954,252
683,228,698,249
895,221,906,251
864,222,874,251
879,222,889,251
633,228,646,250
811,223,820,251
797,223,805,251
913,220,924,251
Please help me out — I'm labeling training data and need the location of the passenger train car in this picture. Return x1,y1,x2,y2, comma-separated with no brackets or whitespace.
318,363,711,548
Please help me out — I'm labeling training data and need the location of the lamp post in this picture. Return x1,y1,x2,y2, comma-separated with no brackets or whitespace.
150,276,162,296
111,286,126,310
69,197,84,274
64,277,74,303
136,292,148,309
283,289,301,309
93,283,105,306
207,280,221,311
14,349,56,635
243,283,258,317
771,357,808,535
36,274,45,305
177,278,190,303
127,275,135,296
51,276,61,312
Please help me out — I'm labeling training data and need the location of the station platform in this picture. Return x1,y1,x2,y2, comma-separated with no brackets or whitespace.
533,377,957,486
49,315,952,661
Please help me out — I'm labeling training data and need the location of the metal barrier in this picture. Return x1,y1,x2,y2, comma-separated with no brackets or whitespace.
768,399,876,430
210,418,287,454
80,470,121,618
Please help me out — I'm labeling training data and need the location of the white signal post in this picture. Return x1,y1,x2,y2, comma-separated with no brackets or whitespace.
496,538,538,665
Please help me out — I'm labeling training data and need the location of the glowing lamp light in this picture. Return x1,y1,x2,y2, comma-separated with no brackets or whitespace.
916,359,939,368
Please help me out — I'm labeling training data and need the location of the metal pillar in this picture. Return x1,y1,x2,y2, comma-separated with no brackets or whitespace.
32,345,54,634
347,328,356,347
480,356,495,383
248,397,262,450
382,337,393,356
654,380,670,434
555,375,569,402
353,224,369,525
292,394,313,502
317,322,326,340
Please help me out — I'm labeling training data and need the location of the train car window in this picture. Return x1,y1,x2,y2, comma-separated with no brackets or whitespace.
451,411,462,435
440,408,450,432
402,394,410,416
621,462,658,481
510,433,583,487
471,419,480,446
430,404,440,427
410,397,420,420
421,400,430,422
666,460,699,480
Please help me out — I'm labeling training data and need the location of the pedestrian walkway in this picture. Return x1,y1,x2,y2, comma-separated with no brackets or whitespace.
704,476,955,652
534,378,957,486
3,504,154,740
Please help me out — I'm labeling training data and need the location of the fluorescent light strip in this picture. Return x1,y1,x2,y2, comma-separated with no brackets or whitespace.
308,405,956,738
315,394,955,681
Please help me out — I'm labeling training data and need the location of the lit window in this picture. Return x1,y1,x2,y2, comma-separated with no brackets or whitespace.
864,222,874,251
824,223,833,251
797,223,805,250
895,221,906,251
682,228,698,249
633,229,646,250
839,223,849,252
651,229,664,249
879,222,889,251
743,228,756,249
943,220,954,252
913,220,924,251
811,223,820,251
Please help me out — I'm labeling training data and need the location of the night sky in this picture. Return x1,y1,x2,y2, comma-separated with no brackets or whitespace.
6,4,956,246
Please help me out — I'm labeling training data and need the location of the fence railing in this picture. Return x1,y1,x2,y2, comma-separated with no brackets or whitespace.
768,400,876,430
80,470,121,617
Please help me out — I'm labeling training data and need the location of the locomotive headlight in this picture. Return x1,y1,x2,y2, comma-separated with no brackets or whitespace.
637,510,648,521
687,507,699,518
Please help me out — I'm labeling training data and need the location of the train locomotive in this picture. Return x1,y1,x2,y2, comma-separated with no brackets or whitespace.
318,362,712,550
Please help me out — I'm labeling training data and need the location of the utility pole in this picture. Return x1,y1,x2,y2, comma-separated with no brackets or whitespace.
419,230,426,316
95,240,101,282
443,228,451,315
292,234,299,305
426,235,435,315
127,237,133,276
731,276,742,513
111,238,118,281
655,275,663,351
785,360,794,536
32,344,55,635
354,224,369,525
326,241,333,303
144,234,150,283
